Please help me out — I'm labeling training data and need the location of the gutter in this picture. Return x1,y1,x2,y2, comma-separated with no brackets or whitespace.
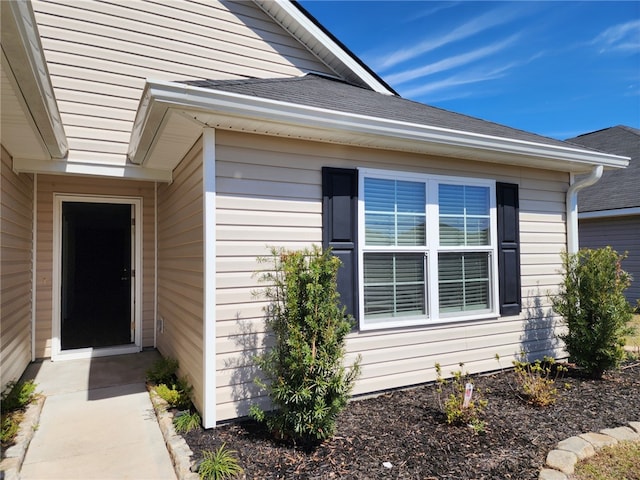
566,165,603,254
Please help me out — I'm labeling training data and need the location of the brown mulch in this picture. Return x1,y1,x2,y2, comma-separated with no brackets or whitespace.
182,362,640,479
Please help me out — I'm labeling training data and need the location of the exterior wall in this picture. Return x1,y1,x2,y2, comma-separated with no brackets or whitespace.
214,130,570,421
157,139,205,414
31,0,333,166
579,216,640,304
1,146,34,391
34,175,156,358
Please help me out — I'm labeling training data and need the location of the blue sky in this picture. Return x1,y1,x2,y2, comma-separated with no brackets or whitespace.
299,1,640,140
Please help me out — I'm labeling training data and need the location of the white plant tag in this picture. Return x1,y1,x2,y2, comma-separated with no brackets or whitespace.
463,382,474,408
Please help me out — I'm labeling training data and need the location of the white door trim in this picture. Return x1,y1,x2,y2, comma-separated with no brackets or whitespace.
52,194,143,361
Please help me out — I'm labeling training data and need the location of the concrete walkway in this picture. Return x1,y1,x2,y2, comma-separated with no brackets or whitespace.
19,350,177,480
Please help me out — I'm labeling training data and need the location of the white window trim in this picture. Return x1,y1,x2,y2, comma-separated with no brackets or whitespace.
357,168,499,331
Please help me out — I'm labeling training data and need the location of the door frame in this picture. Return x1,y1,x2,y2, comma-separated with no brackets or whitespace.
52,194,143,361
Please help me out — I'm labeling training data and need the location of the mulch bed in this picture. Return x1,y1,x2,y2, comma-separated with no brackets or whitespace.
182,361,640,479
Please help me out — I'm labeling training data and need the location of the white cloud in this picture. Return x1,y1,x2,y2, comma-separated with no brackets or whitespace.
370,5,527,71
592,19,640,53
400,63,515,99
385,34,521,85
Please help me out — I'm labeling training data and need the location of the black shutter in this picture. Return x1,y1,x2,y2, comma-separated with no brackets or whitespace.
496,182,521,316
322,167,358,319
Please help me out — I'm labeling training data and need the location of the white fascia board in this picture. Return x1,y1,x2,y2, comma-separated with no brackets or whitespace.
579,207,640,220
13,157,172,182
129,80,629,171
1,1,68,158
254,0,393,95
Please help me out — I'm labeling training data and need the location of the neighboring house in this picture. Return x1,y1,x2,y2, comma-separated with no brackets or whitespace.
1,0,629,427
567,126,640,305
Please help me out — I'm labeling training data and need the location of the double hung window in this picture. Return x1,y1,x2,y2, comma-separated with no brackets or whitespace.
359,169,498,330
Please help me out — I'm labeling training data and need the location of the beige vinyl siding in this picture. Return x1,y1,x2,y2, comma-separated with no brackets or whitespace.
214,130,569,421
31,0,334,166
579,216,640,304
1,146,34,391
157,139,205,414
34,175,155,358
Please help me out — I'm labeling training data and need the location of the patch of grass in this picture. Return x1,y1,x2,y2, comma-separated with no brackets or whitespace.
198,443,243,480
173,410,201,434
625,314,640,351
1,380,37,414
573,441,640,480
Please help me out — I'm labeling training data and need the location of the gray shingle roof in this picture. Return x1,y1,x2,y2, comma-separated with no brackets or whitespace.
182,74,577,150
566,126,640,212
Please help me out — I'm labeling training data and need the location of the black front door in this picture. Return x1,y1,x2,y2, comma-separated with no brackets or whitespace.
61,202,133,350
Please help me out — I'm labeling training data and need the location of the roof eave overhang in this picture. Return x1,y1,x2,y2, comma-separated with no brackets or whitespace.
1,1,67,160
128,80,630,175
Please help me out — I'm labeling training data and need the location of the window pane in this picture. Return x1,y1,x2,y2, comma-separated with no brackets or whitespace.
438,252,490,313
364,177,426,247
364,253,426,320
439,184,490,246
439,184,464,215
364,178,395,212
365,213,395,245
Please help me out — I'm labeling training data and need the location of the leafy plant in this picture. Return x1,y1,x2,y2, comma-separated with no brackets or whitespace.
434,363,487,428
512,356,566,407
551,247,634,378
198,443,243,480
146,356,179,385
154,378,192,410
173,410,201,434
250,246,361,446
1,414,21,445
1,380,37,414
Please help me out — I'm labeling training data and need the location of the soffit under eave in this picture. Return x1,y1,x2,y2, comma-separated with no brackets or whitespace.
0,1,67,161
139,106,626,175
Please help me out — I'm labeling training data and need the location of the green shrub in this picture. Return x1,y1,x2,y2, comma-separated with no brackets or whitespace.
250,246,361,446
198,443,243,480
146,357,179,385
1,380,37,414
551,247,633,378
1,414,21,446
173,410,201,433
512,356,566,407
154,378,192,410
435,363,487,430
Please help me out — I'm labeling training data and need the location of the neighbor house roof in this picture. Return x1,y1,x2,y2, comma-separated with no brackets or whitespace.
567,125,640,214
129,74,628,175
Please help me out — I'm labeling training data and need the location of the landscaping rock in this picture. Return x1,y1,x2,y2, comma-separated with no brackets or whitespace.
545,449,577,475
556,435,595,460
538,468,568,480
629,421,640,434
579,431,618,450
600,426,640,441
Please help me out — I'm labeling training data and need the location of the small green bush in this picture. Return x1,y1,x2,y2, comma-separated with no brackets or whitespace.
173,410,201,434
512,356,566,407
198,443,243,480
146,357,179,385
1,380,37,414
250,246,361,446
1,414,21,445
435,363,487,430
551,247,633,378
154,378,192,410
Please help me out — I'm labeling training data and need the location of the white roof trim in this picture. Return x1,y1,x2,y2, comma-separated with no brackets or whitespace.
253,0,394,95
13,157,172,182
1,0,67,159
579,207,640,220
129,80,629,173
